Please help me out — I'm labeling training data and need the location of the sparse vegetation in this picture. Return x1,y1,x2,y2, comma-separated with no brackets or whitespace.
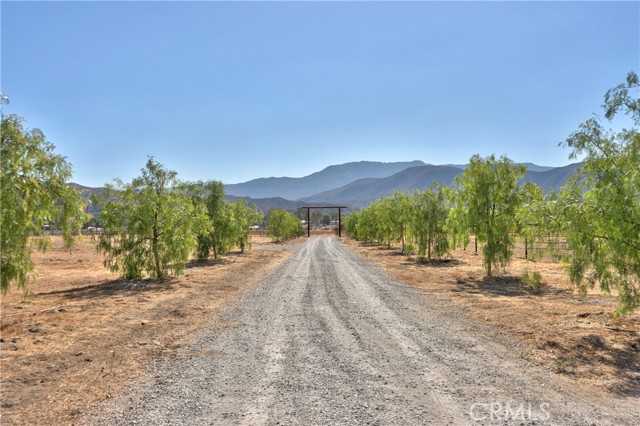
522,270,543,291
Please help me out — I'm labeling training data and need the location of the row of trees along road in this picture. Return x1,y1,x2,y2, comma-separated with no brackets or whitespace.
345,72,639,315
93,159,264,280
1,72,638,313
344,153,532,281
1,90,264,288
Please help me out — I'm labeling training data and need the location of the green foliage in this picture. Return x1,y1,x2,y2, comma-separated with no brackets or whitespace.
449,154,526,276
184,180,232,260
267,209,302,242
345,186,451,260
382,191,412,252
185,183,263,259
522,270,543,291
557,71,640,315
344,192,411,250
409,185,450,260
232,198,263,253
1,105,86,293
94,158,209,279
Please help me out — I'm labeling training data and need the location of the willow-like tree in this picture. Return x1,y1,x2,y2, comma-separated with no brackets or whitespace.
450,154,525,276
558,71,640,315
410,185,450,260
232,198,263,253
185,181,236,260
267,209,302,242
95,158,209,279
1,98,86,293
381,191,412,253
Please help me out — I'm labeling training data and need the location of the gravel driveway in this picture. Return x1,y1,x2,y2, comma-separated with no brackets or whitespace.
87,237,639,425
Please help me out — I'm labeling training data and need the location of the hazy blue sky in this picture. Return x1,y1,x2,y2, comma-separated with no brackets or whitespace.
2,1,638,187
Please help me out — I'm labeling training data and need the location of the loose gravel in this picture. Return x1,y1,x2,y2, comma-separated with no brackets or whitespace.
87,237,639,425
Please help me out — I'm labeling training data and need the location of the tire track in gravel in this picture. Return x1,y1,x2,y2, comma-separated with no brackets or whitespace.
87,237,639,425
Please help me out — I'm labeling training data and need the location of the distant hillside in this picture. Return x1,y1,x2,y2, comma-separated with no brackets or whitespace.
303,163,582,209
71,161,580,215
224,195,345,213
69,183,105,218
224,160,425,200
302,165,462,209
520,162,582,192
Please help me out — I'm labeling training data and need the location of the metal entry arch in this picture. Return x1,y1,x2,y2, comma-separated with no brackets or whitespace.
300,206,349,237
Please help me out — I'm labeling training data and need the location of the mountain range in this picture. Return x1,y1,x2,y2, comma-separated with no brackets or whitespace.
224,160,426,200
72,160,582,215
225,161,581,210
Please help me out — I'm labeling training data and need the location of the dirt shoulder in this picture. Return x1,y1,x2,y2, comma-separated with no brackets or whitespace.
341,237,640,396
0,235,295,426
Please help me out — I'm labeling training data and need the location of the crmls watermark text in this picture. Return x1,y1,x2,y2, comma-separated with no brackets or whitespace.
469,402,551,422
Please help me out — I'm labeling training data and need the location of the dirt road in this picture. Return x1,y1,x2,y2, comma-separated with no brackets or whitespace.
88,237,638,425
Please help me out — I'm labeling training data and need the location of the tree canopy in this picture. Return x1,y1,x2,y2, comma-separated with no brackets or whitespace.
449,154,526,276
409,185,450,260
1,102,86,293
94,158,209,279
557,71,640,314
267,209,303,242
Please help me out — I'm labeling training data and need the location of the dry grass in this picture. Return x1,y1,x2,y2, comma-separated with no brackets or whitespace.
341,237,640,397
0,235,292,425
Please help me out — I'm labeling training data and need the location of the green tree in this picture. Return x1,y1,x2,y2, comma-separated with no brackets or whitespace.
514,182,551,260
382,191,412,253
343,210,361,239
232,198,263,253
1,101,86,293
361,201,384,244
94,158,208,279
267,209,302,242
450,154,526,276
185,180,235,260
410,185,451,260
557,71,640,314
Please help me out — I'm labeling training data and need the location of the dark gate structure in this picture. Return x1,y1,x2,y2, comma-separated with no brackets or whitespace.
300,206,348,237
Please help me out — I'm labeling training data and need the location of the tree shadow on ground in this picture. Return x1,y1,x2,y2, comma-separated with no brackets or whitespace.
402,258,463,268
36,253,245,301
36,277,180,300
556,333,640,397
185,255,237,270
450,275,569,298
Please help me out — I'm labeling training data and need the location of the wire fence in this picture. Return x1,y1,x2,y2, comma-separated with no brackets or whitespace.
465,234,572,261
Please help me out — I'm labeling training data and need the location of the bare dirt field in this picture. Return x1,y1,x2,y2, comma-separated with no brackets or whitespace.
0,235,295,426
342,237,640,396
